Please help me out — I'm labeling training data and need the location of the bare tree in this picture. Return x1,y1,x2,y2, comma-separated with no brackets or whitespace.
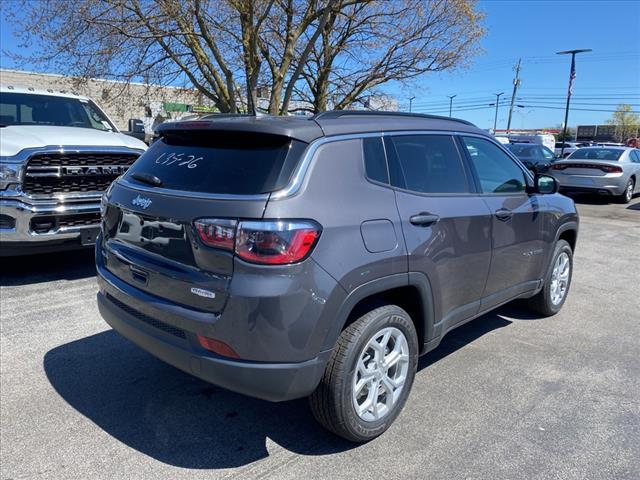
6,0,484,114
296,0,485,112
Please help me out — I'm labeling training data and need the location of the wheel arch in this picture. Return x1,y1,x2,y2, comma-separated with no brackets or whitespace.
321,273,436,355
556,221,578,252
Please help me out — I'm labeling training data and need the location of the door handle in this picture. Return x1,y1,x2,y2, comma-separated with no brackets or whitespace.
495,208,513,221
410,213,440,226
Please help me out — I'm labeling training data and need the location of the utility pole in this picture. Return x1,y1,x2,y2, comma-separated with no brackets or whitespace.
557,49,592,157
447,95,457,117
506,58,522,134
409,96,416,113
493,92,504,132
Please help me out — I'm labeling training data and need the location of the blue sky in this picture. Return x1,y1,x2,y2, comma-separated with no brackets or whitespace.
1,0,638,130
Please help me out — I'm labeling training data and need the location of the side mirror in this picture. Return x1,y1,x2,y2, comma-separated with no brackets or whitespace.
128,118,145,134
535,174,559,194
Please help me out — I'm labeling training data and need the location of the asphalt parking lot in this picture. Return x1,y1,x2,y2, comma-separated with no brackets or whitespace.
1,195,639,480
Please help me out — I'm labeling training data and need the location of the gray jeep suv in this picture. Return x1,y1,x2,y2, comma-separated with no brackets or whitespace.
96,111,579,442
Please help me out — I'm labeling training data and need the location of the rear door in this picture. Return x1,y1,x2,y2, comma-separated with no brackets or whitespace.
459,136,547,309
386,134,492,328
100,130,306,312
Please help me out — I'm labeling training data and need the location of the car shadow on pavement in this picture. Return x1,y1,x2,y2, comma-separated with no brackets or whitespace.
43,306,521,469
564,193,615,205
0,249,96,286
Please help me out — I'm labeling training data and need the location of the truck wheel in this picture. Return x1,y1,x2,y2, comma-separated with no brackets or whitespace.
525,239,573,316
309,305,418,442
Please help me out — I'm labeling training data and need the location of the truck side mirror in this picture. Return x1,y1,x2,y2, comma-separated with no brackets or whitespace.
128,118,145,134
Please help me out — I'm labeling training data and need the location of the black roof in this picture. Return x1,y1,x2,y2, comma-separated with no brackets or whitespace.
156,110,484,143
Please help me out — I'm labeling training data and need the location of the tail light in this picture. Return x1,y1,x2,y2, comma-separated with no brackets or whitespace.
552,163,622,173
194,218,237,250
193,218,321,265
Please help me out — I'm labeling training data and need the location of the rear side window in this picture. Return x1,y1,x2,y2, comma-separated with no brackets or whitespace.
125,131,306,195
385,135,469,194
363,137,389,184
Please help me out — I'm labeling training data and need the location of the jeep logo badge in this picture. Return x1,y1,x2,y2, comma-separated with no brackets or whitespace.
132,194,152,209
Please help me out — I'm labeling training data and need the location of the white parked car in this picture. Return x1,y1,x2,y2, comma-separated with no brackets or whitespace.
0,86,147,256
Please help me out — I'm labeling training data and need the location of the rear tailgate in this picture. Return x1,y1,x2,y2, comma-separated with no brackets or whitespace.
100,130,307,312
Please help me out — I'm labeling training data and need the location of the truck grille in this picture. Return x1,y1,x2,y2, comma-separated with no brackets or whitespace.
23,152,140,196
30,212,101,233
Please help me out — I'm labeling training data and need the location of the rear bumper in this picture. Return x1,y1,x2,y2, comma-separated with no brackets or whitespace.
552,174,627,196
97,291,330,401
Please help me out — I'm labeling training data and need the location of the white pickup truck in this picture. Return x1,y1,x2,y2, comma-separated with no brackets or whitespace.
0,86,147,256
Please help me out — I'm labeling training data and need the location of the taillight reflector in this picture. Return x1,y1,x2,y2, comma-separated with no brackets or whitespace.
197,335,240,359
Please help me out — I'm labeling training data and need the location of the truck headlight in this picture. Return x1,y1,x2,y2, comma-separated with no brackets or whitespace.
0,163,21,190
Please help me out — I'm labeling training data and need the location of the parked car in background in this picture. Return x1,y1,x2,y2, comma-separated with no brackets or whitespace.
550,146,640,203
496,133,556,152
0,86,147,256
506,142,556,173
96,110,579,442
554,142,582,158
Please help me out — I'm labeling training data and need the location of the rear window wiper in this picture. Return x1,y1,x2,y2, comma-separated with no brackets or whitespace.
131,172,163,187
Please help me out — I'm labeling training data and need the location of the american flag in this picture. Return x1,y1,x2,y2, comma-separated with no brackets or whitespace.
568,55,576,96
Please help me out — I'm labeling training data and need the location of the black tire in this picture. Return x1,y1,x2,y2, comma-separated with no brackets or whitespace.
619,178,635,204
309,305,419,442
525,239,573,316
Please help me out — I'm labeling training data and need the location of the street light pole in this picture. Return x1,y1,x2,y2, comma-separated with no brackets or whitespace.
409,96,416,113
447,95,457,117
557,49,592,157
493,92,504,132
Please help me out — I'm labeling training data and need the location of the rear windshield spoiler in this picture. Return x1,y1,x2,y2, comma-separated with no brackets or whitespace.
156,116,324,144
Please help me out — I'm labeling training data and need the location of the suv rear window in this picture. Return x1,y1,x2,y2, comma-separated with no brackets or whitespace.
125,131,307,195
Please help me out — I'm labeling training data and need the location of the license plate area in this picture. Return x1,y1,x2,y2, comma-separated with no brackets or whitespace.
81,227,100,246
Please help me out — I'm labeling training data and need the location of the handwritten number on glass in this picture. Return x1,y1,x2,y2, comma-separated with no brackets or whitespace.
155,152,201,169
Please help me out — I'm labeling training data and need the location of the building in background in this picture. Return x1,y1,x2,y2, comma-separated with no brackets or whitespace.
576,125,639,143
0,69,216,134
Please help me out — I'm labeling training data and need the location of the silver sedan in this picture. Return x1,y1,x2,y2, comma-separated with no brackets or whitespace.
550,147,640,203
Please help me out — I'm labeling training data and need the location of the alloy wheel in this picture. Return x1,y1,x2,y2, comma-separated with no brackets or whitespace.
550,252,571,305
352,326,410,422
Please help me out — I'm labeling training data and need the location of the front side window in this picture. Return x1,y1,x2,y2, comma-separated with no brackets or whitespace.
385,135,469,194
461,136,526,194
0,92,115,131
